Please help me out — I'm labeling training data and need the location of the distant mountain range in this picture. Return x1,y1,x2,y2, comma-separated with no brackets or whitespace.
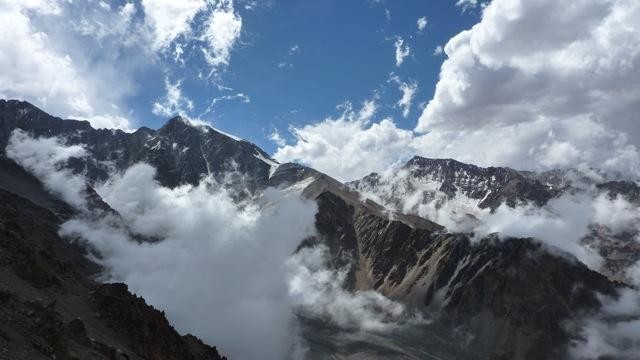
1,99,637,359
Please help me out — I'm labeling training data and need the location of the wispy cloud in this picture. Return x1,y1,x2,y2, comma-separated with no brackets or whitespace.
152,78,194,117
393,37,410,66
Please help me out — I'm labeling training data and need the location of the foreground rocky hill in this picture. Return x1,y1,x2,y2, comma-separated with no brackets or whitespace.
0,100,636,359
0,156,225,359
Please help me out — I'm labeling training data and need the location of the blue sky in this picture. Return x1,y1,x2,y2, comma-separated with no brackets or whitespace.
122,0,481,153
3,0,639,181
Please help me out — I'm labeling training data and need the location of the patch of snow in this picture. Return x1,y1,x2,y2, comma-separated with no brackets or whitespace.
287,176,316,192
211,126,242,141
150,142,162,151
254,152,280,178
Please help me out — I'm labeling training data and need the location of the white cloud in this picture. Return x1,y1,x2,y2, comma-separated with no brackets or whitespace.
6,130,88,209
286,245,425,332
288,44,300,56
152,78,194,117
391,76,418,118
57,163,317,359
570,288,640,358
416,16,427,32
0,0,134,130
200,92,250,117
140,0,243,74
592,194,640,235
71,2,138,42
415,0,640,175
394,37,410,66
455,0,478,12
472,193,603,269
141,0,206,51
274,101,416,182
201,1,242,73
269,129,286,147
433,45,443,56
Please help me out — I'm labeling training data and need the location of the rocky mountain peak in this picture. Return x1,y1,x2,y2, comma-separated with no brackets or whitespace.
352,155,560,212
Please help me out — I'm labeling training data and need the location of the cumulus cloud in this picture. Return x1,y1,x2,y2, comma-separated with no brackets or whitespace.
394,37,410,66
0,0,137,130
5,130,88,209
273,101,416,182
0,0,248,131
201,0,242,73
277,0,640,182
152,78,194,117
141,0,206,51
416,0,640,176
433,45,443,56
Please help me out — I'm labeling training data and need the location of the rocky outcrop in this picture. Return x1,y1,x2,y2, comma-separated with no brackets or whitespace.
92,283,225,360
351,156,561,212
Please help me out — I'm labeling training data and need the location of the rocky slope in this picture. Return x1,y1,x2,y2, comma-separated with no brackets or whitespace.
0,182,226,359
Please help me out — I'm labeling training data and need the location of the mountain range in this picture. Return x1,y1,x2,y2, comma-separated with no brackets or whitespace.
0,99,638,359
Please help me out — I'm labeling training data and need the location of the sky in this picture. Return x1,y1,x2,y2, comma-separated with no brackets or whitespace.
1,0,639,181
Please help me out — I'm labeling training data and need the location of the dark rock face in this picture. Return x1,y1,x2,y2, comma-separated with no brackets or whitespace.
92,283,225,360
598,180,640,203
0,99,273,190
0,188,225,360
